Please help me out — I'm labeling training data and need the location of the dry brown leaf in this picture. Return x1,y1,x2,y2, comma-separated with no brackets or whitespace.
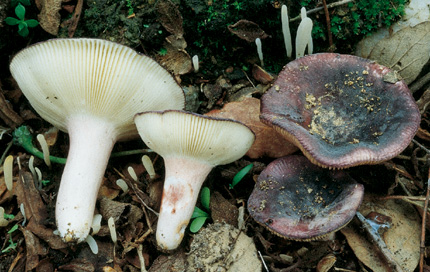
210,191,238,227
36,0,62,35
206,97,297,158
356,22,430,84
156,41,192,75
149,250,187,272
228,19,269,43
156,0,184,38
341,194,420,272
22,228,48,271
15,171,68,250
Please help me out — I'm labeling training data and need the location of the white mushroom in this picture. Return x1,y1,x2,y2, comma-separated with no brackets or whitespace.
134,110,255,250
9,38,185,243
281,5,292,58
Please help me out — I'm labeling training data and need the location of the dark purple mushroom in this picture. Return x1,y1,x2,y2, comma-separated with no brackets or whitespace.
260,53,420,169
248,155,364,241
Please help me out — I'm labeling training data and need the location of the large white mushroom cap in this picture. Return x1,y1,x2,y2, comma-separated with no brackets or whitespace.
10,38,185,139
134,110,255,250
9,38,185,243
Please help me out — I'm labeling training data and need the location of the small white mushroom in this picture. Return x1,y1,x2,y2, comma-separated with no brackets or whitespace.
36,133,51,167
116,179,129,195
3,155,13,191
108,217,117,243
91,214,102,235
192,55,199,73
127,166,139,182
0,207,9,227
10,38,185,243
20,203,26,226
141,155,156,180
255,38,264,67
85,235,98,254
296,17,313,58
134,110,255,250
28,156,36,180
281,5,292,58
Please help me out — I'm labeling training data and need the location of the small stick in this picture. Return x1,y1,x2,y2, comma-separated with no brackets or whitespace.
419,170,430,272
322,0,334,50
356,212,404,272
290,0,354,22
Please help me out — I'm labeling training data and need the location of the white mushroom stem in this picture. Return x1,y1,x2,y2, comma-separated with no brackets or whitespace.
156,157,213,251
281,5,292,58
56,115,116,243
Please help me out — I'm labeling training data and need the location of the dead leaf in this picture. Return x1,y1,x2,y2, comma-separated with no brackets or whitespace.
15,171,67,250
58,258,95,272
186,223,261,271
0,87,24,129
36,0,62,35
156,0,184,38
341,195,420,272
356,22,430,84
210,191,238,227
22,227,48,271
206,97,297,158
156,42,192,76
228,19,270,43
149,250,187,272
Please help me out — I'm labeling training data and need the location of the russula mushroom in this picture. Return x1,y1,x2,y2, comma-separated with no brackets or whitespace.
134,110,255,250
260,53,420,169
248,155,364,240
9,38,185,243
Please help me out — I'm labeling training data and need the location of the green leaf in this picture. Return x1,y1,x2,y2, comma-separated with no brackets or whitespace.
25,19,39,28
15,3,25,21
18,24,29,37
8,224,19,234
11,0,31,6
191,206,209,219
3,213,14,220
200,187,210,211
230,164,253,189
4,17,20,26
189,217,207,233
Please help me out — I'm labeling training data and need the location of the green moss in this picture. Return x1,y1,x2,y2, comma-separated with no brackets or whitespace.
74,0,145,47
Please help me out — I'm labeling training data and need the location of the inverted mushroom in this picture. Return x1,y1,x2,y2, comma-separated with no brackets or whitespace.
134,110,255,250
9,38,185,243
248,155,364,240
260,53,420,168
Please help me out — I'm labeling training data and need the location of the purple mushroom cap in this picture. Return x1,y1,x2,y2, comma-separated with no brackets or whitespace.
260,53,420,169
248,155,364,240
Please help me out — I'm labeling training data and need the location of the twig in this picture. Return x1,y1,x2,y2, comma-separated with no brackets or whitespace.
413,139,430,154
290,0,354,22
356,212,404,272
419,170,430,272
411,71,430,93
68,0,84,37
258,251,269,272
138,244,148,272
322,0,334,50
0,141,13,166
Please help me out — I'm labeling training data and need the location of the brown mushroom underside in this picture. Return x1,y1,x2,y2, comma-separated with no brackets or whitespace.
260,53,420,168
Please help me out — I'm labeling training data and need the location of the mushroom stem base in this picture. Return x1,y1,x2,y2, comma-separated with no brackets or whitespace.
156,157,213,250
